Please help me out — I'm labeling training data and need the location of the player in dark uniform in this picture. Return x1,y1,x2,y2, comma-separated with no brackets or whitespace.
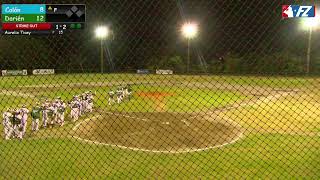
116,88,123,104
11,109,22,139
31,103,42,132
127,85,133,100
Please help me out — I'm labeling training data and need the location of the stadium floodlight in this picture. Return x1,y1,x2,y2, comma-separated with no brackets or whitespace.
95,26,109,39
95,26,110,74
302,17,319,29
181,22,199,73
301,18,319,74
182,22,198,39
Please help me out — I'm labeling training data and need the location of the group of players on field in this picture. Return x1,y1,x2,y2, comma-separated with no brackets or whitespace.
108,85,133,105
2,91,95,140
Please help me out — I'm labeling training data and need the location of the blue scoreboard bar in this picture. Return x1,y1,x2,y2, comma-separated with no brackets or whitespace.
2,4,46,15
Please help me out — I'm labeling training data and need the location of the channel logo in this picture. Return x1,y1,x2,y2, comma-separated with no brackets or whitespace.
282,5,315,18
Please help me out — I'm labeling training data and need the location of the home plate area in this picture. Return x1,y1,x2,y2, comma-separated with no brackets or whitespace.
72,112,243,153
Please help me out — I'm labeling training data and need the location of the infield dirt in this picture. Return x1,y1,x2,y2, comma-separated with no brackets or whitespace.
73,111,243,152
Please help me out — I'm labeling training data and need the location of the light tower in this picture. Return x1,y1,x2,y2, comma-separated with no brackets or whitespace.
181,22,199,73
95,26,110,74
301,18,319,74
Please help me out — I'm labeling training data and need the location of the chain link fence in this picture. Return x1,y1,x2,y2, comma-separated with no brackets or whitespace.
0,0,320,179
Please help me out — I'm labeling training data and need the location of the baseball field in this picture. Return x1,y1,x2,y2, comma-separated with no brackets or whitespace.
0,74,319,178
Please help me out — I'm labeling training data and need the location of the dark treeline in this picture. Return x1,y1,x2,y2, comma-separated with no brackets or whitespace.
0,0,319,74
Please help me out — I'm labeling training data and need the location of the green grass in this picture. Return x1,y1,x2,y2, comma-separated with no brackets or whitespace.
1,84,248,113
210,75,311,88
221,93,320,134
166,88,245,112
0,95,32,110
107,86,247,112
0,73,312,88
0,133,319,179
0,74,319,178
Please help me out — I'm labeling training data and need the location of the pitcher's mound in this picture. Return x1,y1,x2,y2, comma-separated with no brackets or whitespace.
73,112,243,153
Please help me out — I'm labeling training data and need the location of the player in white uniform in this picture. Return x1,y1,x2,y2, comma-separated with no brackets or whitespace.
123,86,129,99
78,96,83,117
121,87,126,100
46,104,55,128
108,91,115,105
42,100,50,128
70,96,80,122
51,100,60,126
3,109,13,140
78,95,83,115
20,106,29,138
57,101,66,126
86,92,94,112
82,93,88,113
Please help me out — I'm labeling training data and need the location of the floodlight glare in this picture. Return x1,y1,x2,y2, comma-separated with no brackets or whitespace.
300,17,319,74
302,17,319,29
182,22,198,39
95,26,109,39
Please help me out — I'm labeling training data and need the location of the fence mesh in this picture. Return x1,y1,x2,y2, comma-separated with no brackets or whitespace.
1,0,320,179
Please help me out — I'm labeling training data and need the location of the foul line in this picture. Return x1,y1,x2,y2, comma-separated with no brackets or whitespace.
187,90,298,120
0,90,35,98
71,112,244,154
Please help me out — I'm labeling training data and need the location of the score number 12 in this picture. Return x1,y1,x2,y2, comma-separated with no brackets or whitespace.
36,15,45,22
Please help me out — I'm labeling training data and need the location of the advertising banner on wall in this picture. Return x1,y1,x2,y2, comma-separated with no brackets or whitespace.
32,69,55,75
156,69,173,75
1,70,28,76
137,69,150,74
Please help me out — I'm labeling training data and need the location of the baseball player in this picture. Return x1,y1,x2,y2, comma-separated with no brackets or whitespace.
57,101,66,126
121,86,126,100
116,88,123,104
20,105,29,138
42,100,50,128
82,93,88,113
31,103,42,132
78,96,83,117
51,100,60,126
12,109,22,139
70,96,80,122
128,85,133,100
108,90,115,105
47,103,55,128
3,109,13,140
123,86,129,99
86,92,94,112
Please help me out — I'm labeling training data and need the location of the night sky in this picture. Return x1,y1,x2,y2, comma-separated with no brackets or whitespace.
0,0,319,73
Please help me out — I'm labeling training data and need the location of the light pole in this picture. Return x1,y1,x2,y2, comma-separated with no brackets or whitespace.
301,18,319,74
182,22,198,73
95,26,110,74
307,27,312,74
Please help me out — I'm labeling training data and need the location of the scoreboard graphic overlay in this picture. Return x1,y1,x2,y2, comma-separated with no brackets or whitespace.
1,4,85,35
